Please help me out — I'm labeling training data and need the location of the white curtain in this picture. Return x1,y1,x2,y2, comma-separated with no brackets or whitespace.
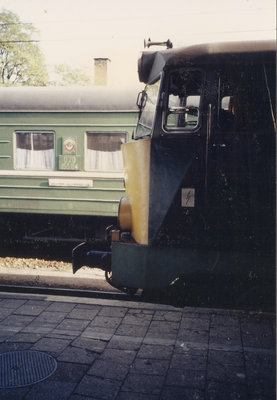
86,149,123,171
16,148,55,170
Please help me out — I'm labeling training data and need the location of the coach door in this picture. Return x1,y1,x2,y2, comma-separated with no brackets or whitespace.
207,61,276,254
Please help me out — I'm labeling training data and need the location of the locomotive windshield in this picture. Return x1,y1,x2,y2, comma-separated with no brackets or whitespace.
135,78,160,138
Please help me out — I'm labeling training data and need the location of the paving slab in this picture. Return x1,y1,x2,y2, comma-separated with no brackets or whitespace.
0,290,275,400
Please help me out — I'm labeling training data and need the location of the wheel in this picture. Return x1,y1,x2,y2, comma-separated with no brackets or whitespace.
105,270,113,285
105,270,138,295
121,286,138,295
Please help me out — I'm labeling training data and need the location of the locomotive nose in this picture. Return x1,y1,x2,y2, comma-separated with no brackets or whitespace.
120,138,197,246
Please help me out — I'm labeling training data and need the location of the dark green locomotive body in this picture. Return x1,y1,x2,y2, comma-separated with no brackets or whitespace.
73,40,276,307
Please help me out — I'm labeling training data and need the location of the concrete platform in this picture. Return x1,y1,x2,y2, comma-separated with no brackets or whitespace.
0,290,275,399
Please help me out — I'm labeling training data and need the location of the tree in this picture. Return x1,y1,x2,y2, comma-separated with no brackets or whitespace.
50,64,92,86
0,9,48,86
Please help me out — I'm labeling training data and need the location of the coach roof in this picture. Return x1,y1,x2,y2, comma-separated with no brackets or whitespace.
0,86,140,112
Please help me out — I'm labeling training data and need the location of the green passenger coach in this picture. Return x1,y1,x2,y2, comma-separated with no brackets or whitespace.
0,86,138,240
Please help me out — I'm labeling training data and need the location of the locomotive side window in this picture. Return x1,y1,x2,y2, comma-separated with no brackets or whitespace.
85,132,126,171
164,69,202,133
217,63,276,132
14,131,55,170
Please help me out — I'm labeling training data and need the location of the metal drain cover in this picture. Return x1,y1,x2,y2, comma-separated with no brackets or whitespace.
0,350,57,388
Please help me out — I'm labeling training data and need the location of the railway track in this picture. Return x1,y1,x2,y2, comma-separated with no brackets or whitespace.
0,283,143,302
0,241,274,311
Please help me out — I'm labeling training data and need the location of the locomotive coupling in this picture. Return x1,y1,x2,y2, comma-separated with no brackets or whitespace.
72,242,111,274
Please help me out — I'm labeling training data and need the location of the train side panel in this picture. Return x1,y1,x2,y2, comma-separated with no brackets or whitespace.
0,87,139,240
0,111,137,217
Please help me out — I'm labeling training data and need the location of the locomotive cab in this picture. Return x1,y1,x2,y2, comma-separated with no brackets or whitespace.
73,40,276,304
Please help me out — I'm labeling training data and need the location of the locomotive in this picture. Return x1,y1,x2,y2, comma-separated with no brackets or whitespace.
73,39,276,306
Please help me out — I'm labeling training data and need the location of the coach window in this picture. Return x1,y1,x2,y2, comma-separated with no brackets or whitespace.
14,131,55,170
163,69,202,133
85,132,127,171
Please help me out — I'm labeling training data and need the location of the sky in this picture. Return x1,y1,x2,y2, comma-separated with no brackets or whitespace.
0,0,276,86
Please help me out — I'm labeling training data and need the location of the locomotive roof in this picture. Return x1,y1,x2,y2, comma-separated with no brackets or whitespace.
138,39,276,83
0,86,140,112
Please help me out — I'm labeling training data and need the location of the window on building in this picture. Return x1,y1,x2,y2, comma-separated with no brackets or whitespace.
15,131,55,170
85,132,127,171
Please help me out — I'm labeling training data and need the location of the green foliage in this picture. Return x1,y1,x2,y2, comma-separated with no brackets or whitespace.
0,9,48,86
50,64,92,86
